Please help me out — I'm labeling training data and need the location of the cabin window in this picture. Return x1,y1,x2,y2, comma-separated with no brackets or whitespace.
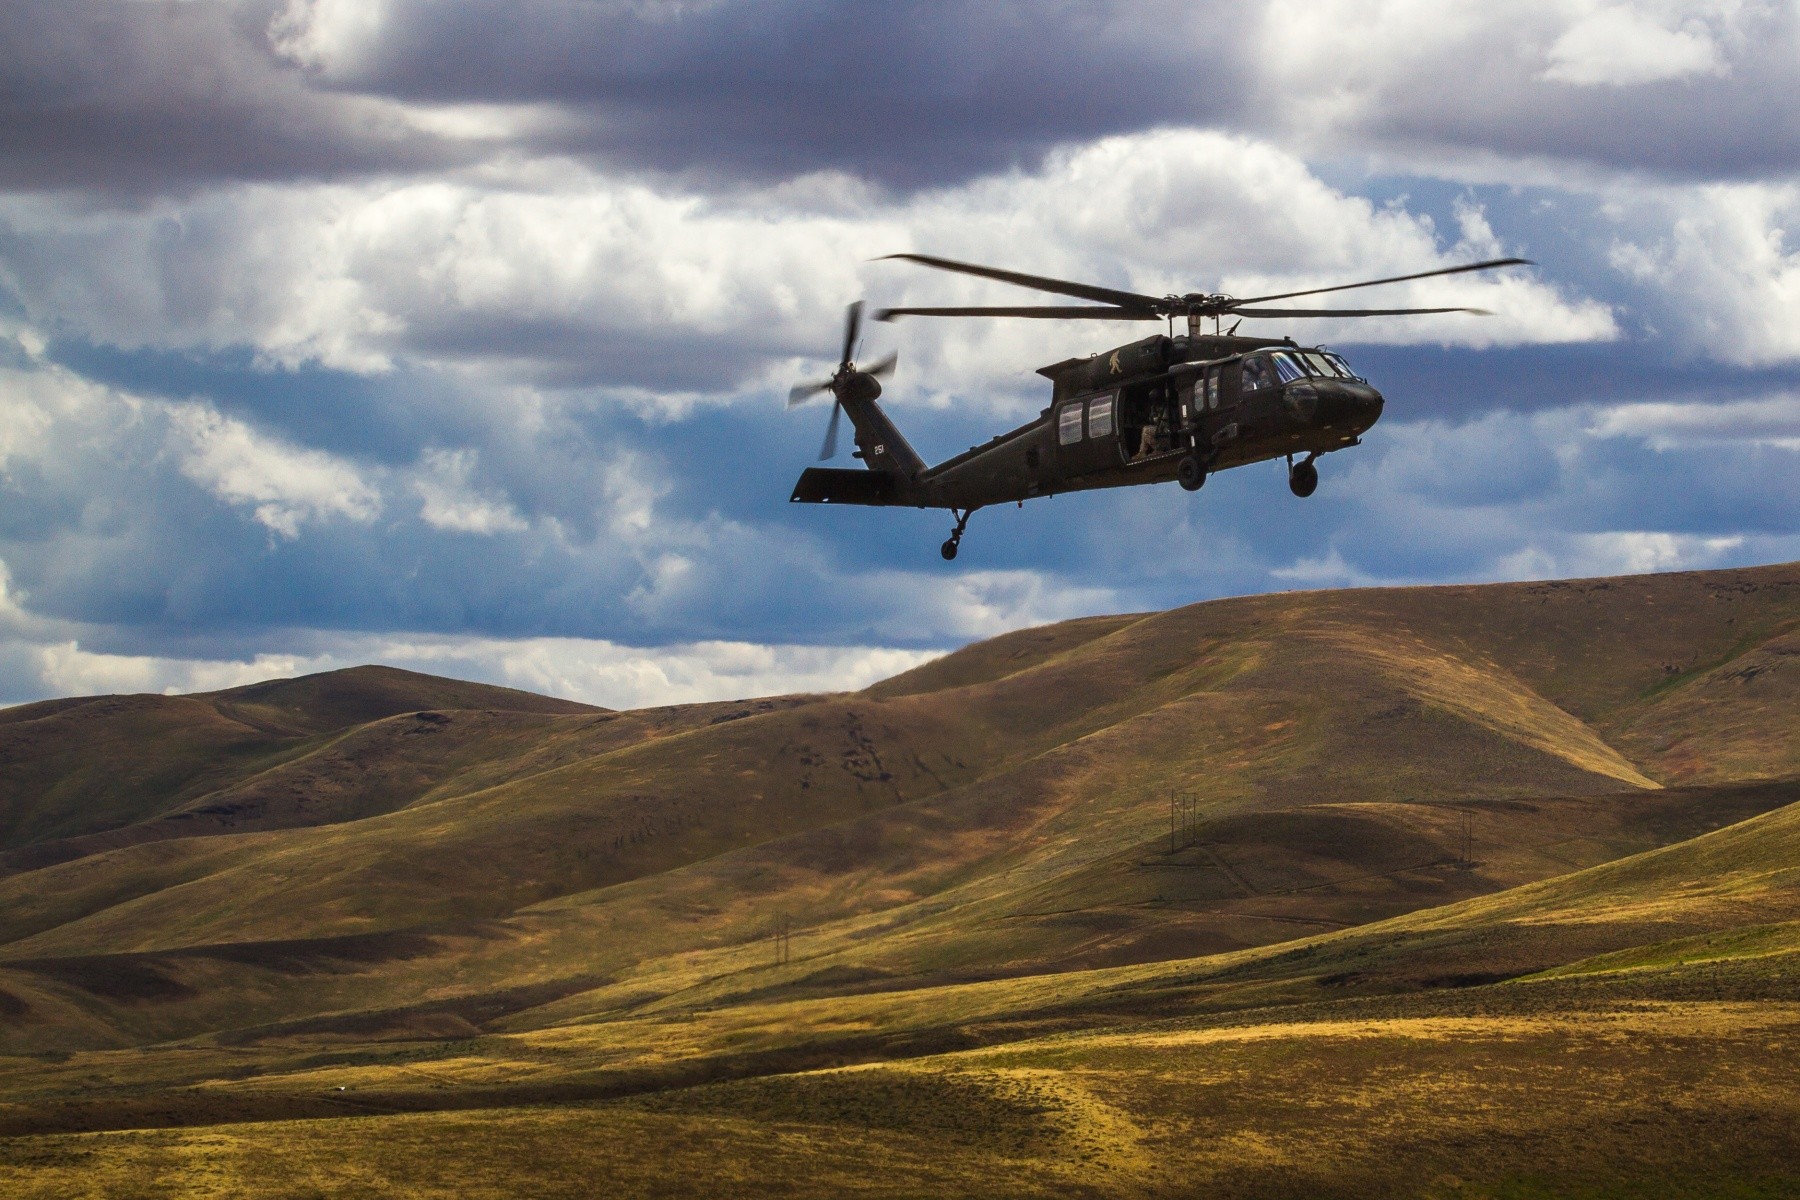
1087,394,1114,438
1271,352,1307,384
1242,356,1273,391
1058,402,1084,445
1205,370,1220,409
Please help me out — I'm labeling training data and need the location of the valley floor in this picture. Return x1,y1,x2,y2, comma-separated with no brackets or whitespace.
7,980,1800,1199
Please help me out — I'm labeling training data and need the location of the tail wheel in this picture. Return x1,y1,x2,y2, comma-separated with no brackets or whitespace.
1289,460,1319,498
1177,454,1206,492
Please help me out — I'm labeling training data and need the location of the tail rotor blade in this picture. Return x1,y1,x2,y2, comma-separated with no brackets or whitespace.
840,301,863,369
819,400,843,460
788,380,831,407
864,351,898,379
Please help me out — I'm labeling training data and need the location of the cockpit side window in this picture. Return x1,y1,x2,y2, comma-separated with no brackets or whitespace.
1322,351,1362,382
1241,356,1273,391
1271,352,1307,384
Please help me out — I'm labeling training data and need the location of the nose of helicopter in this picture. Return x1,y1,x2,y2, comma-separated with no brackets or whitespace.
1313,380,1384,433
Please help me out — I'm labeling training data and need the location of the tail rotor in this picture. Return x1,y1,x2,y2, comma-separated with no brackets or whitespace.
787,302,896,461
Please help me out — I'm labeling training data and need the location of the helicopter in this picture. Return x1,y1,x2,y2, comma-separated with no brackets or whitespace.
787,252,1529,560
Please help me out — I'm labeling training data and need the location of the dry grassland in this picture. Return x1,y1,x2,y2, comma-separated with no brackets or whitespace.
1,563,1797,1196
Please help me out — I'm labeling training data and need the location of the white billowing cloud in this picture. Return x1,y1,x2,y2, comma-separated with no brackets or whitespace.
1493,530,1748,579
0,188,403,373
412,447,527,533
0,131,1615,413
1270,547,1389,589
1587,395,1800,449
454,637,942,709
854,568,1124,642
1608,182,1800,365
0,344,118,471
8,630,945,711
885,131,1614,385
168,405,382,538
1542,5,1725,86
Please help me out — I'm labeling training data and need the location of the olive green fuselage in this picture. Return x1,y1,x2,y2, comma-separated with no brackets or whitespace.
790,332,1383,512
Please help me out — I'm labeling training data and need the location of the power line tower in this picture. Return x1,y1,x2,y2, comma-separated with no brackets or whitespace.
1170,789,1200,854
772,911,791,966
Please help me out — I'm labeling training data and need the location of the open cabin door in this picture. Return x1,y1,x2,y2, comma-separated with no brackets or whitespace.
1120,379,1179,463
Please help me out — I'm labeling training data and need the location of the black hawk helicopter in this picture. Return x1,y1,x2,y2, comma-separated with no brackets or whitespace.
787,252,1528,560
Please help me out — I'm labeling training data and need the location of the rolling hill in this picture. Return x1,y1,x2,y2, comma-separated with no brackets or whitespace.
0,562,1797,1198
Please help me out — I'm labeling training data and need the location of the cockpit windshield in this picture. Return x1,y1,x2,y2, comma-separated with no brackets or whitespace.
1300,351,1340,378
1271,351,1308,384
1320,351,1363,381
1265,348,1366,384
1245,349,1365,388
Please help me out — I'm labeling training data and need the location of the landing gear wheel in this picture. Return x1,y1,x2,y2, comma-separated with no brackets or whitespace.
1177,454,1206,492
939,507,975,562
1289,460,1319,498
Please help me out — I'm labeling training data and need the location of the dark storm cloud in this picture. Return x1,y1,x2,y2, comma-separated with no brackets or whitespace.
278,0,1250,188
1337,66,1800,183
6,0,1796,204
0,1,470,194
0,0,1251,196
1265,2,1800,183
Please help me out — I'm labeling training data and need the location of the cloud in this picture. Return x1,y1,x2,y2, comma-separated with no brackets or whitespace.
169,404,382,538
267,0,1250,188
1542,5,1725,87
412,447,527,533
1586,396,1800,450
1481,530,1762,584
1,621,945,710
1260,0,1800,181
1606,182,1800,366
0,0,475,195
7,0,1794,206
0,131,1616,410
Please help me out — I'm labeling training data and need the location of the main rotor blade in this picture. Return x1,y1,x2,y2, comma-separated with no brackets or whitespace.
840,301,863,369
1234,258,1531,306
876,253,1160,311
864,350,898,378
876,304,1160,322
819,400,843,461
788,380,832,406
1228,305,1493,318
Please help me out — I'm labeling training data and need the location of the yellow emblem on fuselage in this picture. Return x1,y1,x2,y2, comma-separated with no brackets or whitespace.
1108,350,1121,374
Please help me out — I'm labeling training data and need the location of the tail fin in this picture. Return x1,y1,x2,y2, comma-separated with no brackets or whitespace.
839,393,925,478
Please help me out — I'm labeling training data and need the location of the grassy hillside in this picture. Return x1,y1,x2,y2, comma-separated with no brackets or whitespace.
0,562,1797,1197
0,666,601,859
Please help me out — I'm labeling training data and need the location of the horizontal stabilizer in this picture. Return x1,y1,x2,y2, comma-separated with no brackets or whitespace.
789,467,900,506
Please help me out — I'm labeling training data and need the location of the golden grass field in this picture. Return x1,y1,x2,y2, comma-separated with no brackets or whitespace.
1,562,1797,1197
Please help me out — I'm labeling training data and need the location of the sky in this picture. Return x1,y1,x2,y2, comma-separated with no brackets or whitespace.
1,0,1797,709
